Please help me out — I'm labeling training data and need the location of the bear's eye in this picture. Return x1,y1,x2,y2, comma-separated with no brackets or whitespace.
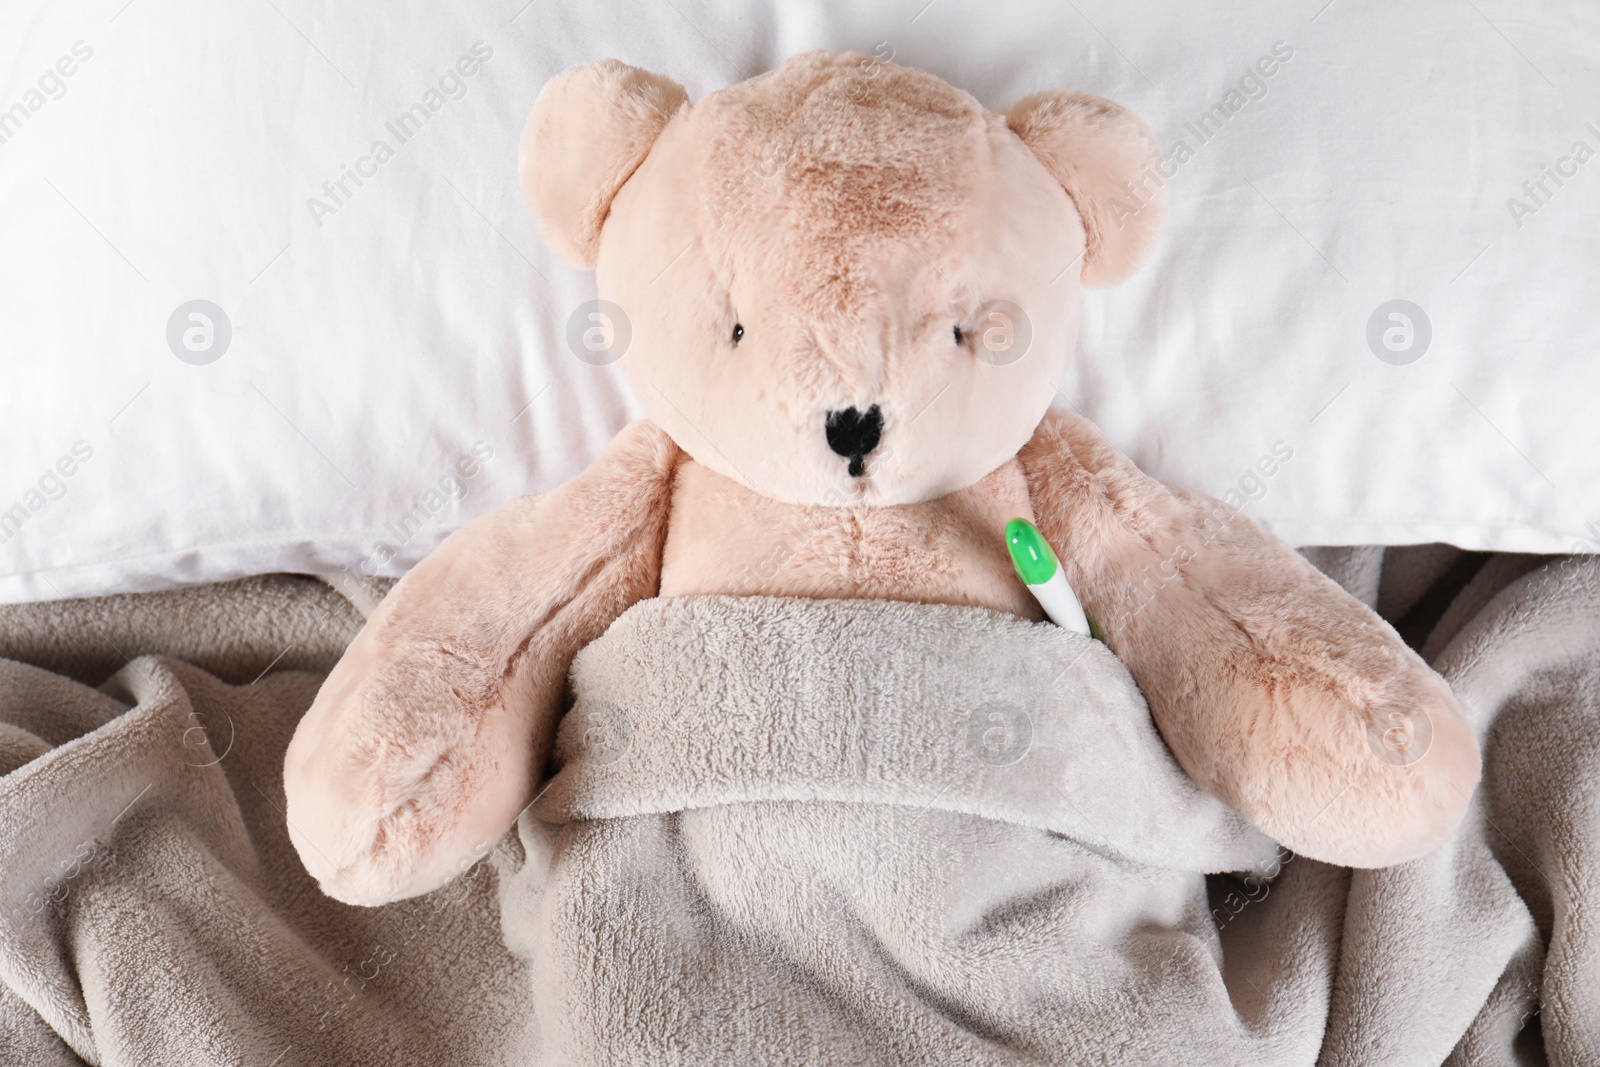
731,322,744,345
953,324,965,345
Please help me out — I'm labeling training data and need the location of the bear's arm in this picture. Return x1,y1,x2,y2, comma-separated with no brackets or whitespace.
283,421,680,905
1017,409,1480,867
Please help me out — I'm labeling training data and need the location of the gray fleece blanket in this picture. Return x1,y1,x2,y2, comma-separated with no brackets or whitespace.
0,550,1596,1065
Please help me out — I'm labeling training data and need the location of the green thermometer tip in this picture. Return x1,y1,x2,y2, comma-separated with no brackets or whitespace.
1005,518,1058,586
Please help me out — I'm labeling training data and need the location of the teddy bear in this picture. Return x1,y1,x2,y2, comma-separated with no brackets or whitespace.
283,50,1480,909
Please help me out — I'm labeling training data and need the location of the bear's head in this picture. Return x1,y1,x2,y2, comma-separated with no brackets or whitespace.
521,50,1165,506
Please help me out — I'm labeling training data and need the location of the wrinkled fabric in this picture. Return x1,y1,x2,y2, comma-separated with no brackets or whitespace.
0,554,1596,1064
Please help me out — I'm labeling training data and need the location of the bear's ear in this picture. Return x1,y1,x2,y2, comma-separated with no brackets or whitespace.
520,60,688,269
1004,91,1166,287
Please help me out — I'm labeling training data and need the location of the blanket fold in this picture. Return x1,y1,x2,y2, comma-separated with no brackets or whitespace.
537,595,1278,874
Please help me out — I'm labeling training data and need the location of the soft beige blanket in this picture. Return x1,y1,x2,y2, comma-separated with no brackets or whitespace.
0,551,1595,1065
0,576,537,1065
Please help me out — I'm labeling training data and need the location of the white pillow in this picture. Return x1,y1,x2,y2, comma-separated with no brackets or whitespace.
2,0,1596,604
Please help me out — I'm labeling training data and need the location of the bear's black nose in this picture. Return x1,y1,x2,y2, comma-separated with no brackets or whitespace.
825,405,883,477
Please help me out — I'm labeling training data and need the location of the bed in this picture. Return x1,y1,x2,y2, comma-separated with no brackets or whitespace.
1,1,1596,1064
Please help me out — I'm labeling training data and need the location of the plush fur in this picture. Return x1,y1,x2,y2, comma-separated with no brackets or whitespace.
658,458,1041,619
589,51,1083,508
283,422,679,904
1005,91,1169,288
285,51,1480,905
1017,413,1480,865
520,60,688,268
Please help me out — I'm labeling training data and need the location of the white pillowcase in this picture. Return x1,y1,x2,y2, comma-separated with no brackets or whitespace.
2,0,1596,604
